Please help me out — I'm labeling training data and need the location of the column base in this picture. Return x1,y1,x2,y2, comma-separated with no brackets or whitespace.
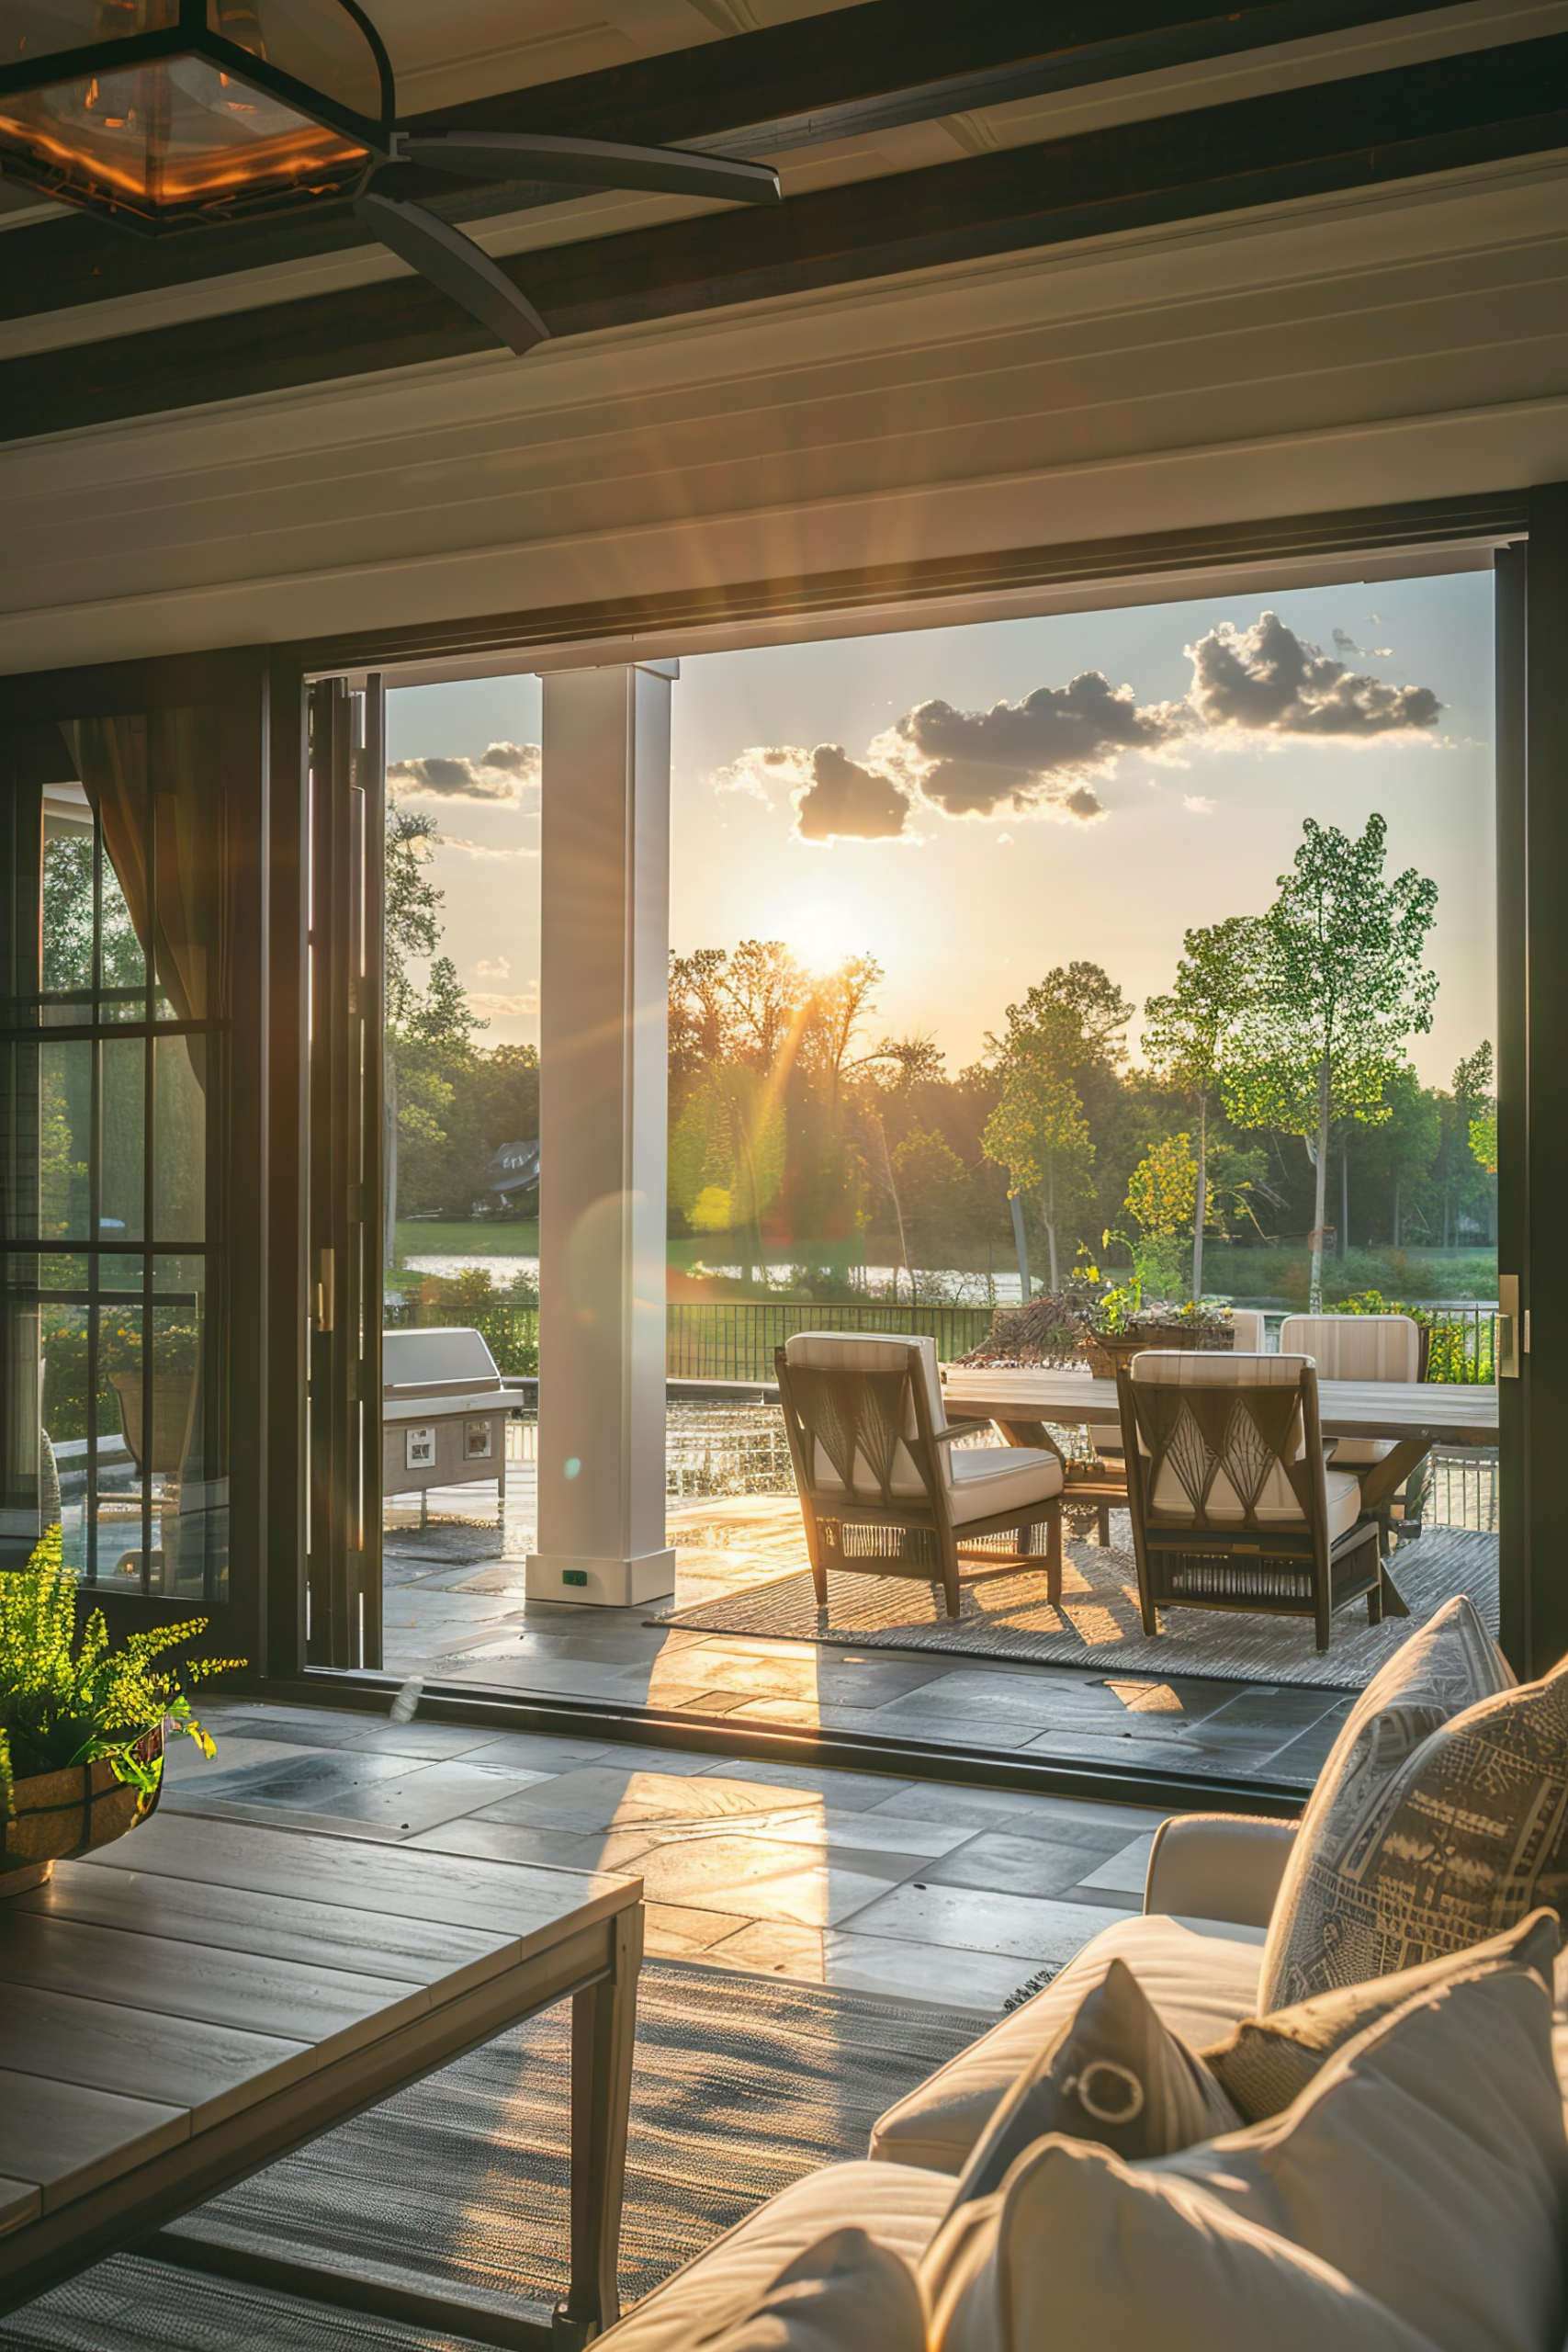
525,1548,677,1608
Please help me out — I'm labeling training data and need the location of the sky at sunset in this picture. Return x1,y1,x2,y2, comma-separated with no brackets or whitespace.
385,569,1495,1089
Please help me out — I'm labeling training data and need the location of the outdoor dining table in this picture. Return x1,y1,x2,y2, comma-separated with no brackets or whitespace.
940,1366,1499,1618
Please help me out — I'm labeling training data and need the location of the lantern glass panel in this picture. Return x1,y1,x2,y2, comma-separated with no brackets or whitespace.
0,53,368,223
209,0,383,124
0,1,179,74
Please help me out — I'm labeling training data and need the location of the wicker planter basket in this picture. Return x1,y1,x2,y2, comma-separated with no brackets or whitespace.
1,1721,164,1896
1081,1323,1235,1378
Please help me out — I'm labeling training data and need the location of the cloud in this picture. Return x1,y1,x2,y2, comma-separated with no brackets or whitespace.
720,743,913,841
1332,625,1393,659
874,672,1178,820
468,988,539,1019
474,956,511,979
708,607,1444,845
387,740,540,803
1186,612,1437,738
441,836,539,861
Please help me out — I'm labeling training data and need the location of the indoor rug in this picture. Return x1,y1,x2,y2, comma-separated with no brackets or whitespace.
5,1962,987,2352
652,1526,1501,1693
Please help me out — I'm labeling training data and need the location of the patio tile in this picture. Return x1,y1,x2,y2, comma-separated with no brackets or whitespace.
620,1833,898,1925
709,1920,1050,2013
705,1759,916,1810
922,1831,1140,1902
751,1809,983,1859
475,1766,823,1834
174,1747,417,1806
441,1731,613,1773
276,1759,554,1836
341,1721,515,1759
1072,1833,1159,1894
837,1881,1130,1962
405,1817,618,1871
645,1903,748,1957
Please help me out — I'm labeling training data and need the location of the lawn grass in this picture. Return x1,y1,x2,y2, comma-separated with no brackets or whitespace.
396,1218,537,1258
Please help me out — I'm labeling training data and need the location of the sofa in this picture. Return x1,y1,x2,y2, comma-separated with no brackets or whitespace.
598,1595,1568,2350
596,1814,1304,2349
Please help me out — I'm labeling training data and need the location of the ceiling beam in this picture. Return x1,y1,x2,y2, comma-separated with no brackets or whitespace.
1,34,1562,444
0,0,1488,325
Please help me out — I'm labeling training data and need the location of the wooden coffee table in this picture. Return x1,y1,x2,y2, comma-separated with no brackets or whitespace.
0,1811,644,2348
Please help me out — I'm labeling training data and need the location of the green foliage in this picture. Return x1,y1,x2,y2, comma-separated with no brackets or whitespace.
1116,1132,1198,1300
398,1265,538,1375
1326,1288,1493,1383
0,1525,243,1813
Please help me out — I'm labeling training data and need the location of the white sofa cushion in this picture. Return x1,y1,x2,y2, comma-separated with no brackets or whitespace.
870,1911,1264,2174
1207,1906,1561,2121
1163,1966,1568,2352
945,1442,1063,1523
924,2142,1434,2352
678,2225,927,2351
597,2161,953,2350
1260,1592,1513,2010
927,1963,1566,2352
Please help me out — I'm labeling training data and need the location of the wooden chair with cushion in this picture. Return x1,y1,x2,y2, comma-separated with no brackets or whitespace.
775,1332,1064,1620
1277,1311,1431,1549
1116,1351,1382,1652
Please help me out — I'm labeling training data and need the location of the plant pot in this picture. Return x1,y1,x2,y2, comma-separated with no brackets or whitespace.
0,1721,164,1895
110,1370,198,1479
1081,1323,1235,1378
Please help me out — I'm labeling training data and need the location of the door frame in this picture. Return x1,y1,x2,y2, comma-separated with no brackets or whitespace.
8,487,1553,1781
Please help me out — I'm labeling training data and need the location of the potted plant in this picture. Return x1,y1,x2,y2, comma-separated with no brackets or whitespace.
0,1524,241,1894
1080,1277,1235,1375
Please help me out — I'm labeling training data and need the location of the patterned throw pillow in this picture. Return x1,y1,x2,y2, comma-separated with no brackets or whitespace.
948,1958,1242,2202
1207,1907,1560,2121
1258,1593,1514,2010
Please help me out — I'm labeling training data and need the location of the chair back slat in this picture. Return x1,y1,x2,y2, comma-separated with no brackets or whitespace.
781,1363,932,1510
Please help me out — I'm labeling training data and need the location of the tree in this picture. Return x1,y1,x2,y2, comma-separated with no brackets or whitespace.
982,965,1130,1289
1120,1132,1198,1299
892,1126,969,1279
1142,916,1258,1302
983,1011,1095,1290
1225,815,1438,1310
383,810,485,1256
669,1064,787,1283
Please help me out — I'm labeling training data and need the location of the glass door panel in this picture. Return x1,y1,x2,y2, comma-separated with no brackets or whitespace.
0,711,231,1604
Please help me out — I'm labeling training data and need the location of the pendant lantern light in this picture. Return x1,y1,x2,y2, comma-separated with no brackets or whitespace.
0,0,780,351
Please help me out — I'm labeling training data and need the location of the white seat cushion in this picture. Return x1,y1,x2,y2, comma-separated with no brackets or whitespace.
1278,1313,1421,1383
870,1913,1265,2175
946,1443,1063,1525
598,2161,953,2349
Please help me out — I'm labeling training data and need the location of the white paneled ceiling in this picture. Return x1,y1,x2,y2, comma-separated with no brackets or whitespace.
368,0,863,111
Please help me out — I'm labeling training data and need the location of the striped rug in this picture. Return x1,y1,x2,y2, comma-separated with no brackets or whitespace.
654,1525,1500,1693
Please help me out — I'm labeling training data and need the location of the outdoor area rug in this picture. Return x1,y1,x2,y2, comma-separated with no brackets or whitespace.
5,1962,987,2352
654,1525,1501,1694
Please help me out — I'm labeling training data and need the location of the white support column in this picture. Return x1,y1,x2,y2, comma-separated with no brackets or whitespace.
526,662,677,1607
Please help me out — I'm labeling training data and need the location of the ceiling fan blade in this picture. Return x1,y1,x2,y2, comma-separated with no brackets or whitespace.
393,131,781,208
355,193,550,356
